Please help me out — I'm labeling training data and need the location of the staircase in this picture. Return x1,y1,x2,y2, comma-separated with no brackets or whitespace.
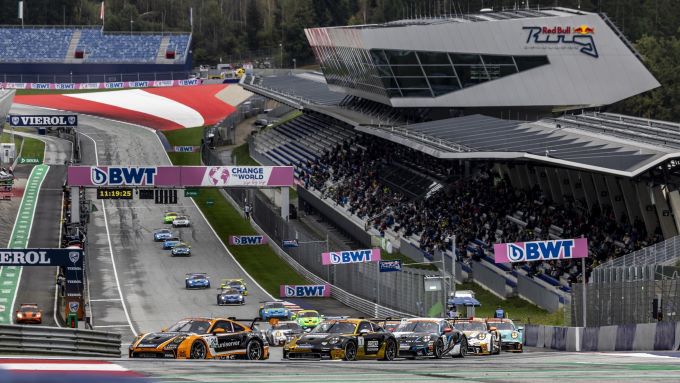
155,36,173,64
64,30,82,63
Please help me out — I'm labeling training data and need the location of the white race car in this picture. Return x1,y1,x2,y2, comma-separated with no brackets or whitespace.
450,318,501,355
172,216,191,227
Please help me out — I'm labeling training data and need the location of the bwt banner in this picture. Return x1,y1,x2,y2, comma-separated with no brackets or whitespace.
173,146,197,153
9,114,78,127
322,248,381,265
1,79,200,91
67,166,295,187
280,284,331,298
379,259,403,272
229,235,267,246
494,238,588,263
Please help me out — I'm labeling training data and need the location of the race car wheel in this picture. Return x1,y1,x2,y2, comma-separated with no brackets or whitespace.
433,338,445,359
493,338,501,355
246,340,264,360
453,337,467,358
343,341,357,361
381,339,397,361
189,341,207,359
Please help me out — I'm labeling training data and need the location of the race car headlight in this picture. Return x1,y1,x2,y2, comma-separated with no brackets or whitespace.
164,336,187,350
328,337,341,344
511,332,518,339
477,333,487,340
16,313,23,319
35,312,41,317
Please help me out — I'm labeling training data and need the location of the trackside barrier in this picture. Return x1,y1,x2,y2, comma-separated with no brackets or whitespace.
524,321,680,352
0,324,121,357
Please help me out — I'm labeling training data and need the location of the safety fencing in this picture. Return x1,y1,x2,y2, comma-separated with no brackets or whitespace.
571,278,680,327
523,321,680,352
0,324,121,357
1,78,199,91
0,71,192,85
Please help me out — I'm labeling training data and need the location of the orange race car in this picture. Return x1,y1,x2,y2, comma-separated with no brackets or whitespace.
15,303,42,324
129,317,269,360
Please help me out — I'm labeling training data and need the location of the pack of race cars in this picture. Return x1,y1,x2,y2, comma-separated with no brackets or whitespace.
129,315,524,360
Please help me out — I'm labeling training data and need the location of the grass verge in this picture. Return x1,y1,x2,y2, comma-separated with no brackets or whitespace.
163,127,309,296
0,132,45,164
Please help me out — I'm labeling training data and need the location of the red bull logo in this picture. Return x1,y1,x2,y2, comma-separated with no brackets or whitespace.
573,24,595,34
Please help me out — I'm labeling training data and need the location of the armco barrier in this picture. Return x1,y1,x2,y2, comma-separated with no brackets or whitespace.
0,324,121,357
654,321,676,350
582,326,600,351
525,322,680,352
614,324,636,351
632,322,657,350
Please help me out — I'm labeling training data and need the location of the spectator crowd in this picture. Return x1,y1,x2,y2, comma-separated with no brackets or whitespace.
298,135,664,285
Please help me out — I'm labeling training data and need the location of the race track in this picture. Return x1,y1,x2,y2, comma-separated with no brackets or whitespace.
75,114,271,340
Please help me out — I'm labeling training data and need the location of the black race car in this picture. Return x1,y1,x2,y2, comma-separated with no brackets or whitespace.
392,318,468,359
283,318,397,361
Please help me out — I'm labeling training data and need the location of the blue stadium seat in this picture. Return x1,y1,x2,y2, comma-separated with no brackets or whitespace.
0,28,73,62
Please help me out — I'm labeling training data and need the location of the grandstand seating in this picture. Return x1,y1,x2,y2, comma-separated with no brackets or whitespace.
0,27,191,64
0,27,73,62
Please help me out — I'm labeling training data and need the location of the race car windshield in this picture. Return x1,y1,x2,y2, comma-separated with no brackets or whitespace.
189,275,206,280
311,322,356,334
222,289,239,295
167,320,211,333
298,311,318,318
266,303,285,309
456,322,487,331
396,321,439,333
20,306,38,312
275,323,302,331
229,282,243,287
488,322,514,330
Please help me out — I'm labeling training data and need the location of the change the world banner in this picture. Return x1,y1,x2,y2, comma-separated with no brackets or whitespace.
494,238,588,263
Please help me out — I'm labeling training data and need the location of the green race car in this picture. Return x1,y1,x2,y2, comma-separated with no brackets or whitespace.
164,211,179,224
295,310,323,330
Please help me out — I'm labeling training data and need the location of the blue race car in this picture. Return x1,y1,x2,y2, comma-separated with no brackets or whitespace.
171,243,191,257
185,273,210,289
259,301,291,321
487,318,524,352
162,237,182,250
153,228,174,242
216,288,245,305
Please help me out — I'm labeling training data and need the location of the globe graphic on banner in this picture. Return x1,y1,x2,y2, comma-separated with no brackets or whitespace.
208,167,230,186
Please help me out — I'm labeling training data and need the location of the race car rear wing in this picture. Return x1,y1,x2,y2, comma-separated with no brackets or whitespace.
228,317,266,329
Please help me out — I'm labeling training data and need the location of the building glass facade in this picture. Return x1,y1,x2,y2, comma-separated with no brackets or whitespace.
312,45,549,99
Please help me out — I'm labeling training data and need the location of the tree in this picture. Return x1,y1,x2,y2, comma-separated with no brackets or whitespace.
246,0,263,51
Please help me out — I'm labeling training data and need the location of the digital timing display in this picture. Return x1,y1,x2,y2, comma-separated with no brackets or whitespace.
96,188,133,200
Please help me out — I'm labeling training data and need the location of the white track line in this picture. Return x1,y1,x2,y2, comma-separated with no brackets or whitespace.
79,131,137,337
10,165,48,324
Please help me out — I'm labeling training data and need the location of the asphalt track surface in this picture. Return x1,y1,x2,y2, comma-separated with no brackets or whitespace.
109,350,680,382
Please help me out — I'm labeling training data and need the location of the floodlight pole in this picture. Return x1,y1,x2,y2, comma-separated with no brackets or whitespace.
582,257,587,327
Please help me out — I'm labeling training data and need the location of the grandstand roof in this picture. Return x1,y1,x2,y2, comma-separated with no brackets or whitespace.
331,7,583,30
243,72,679,178
357,115,677,177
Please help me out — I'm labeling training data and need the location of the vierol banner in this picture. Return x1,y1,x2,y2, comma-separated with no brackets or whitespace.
321,248,381,265
9,114,78,127
67,165,295,188
493,238,588,263
0,248,84,296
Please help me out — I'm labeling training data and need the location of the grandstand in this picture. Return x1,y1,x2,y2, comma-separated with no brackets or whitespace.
0,26,192,81
242,7,680,313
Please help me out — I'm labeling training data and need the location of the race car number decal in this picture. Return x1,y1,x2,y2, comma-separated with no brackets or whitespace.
207,336,218,349
357,337,364,346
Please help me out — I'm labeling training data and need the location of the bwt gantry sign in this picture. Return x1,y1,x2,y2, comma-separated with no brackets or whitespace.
67,165,295,188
